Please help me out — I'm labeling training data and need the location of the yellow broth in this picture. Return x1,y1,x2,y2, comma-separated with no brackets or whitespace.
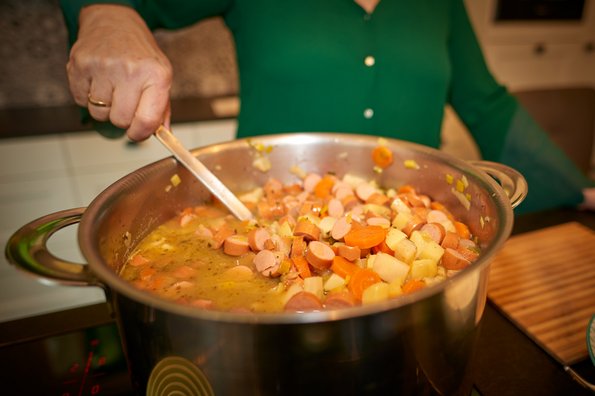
120,209,286,312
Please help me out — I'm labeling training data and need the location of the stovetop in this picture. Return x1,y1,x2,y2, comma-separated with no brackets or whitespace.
0,304,132,395
0,301,593,396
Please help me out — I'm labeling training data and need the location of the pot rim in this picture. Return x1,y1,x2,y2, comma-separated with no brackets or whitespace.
79,132,514,324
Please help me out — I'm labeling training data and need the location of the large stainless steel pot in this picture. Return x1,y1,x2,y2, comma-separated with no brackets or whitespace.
6,133,526,396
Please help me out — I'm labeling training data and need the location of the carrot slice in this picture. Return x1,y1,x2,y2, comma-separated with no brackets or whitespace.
290,236,307,258
453,221,471,240
371,146,394,168
344,225,388,249
314,174,335,199
348,268,382,300
331,256,360,279
397,184,416,194
402,279,426,294
372,239,394,255
291,255,312,279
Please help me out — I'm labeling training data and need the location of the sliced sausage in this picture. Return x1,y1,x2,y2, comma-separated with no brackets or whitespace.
366,216,391,228
247,228,271,252
293,218,321,241
411,206,431,220
427,209,450,224
172,265,197,279
263,178,284,200
305,241,335,271
401,214,426,237
222,265,254,281
419,194,432,208
401,192,425,207
334,185,354,200
253,250,280,276
441,248,471,270
337,244,361,262
324,290,357,309
210,224,235,249
441,231,460,250
457,245,480,262
256,201,285,219
270,234,291,256
366,192,390,206
420,223,446,244
223,235,250,256
331,216,352,241
355,183,377,201
332,180,352,194
303,173,322,193
327,198,345,218
458,238,477,250
284,291,323,312
340,194,360,210
195,224,213,239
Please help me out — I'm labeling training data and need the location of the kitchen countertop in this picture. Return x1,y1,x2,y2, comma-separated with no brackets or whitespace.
0,208,593,395
475,208,595,395
0,96,236,139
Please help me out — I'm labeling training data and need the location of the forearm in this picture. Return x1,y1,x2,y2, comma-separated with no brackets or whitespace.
498,105,594,214
60,0,136,45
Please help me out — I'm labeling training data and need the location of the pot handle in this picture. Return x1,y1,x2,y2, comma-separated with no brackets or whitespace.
469,160,528,209
5,207,102,288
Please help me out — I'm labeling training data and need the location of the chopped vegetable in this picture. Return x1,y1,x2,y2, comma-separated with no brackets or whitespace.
170,173,181,187
362,282,390,304
314,174,335,199
252,156,272,172
402,279,426,294
371,145,394,168
122,167,480,313
330,256,360,279
404,159,420,170
344,225,388,249
372,252,409,284
454,221,471,239
348,268,383,300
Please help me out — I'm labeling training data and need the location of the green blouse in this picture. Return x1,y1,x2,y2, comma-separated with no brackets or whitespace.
60,0,593,213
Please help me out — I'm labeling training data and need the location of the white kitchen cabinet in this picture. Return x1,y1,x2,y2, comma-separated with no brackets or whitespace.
465,0,595,90
485,42,595,90
0,119,237,323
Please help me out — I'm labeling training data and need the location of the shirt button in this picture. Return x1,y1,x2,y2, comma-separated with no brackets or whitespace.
363,13,371,21
364,108,374,119
364,55,375,67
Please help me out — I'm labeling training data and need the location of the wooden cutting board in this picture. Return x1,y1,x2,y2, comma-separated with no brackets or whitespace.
487,222,595,365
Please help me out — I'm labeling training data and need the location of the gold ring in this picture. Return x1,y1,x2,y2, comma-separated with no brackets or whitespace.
88,93,111,107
